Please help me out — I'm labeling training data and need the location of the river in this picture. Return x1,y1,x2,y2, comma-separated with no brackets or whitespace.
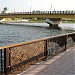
0,23,74,46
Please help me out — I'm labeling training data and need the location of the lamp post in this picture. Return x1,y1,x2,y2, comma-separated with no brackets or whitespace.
14,8,15,13
30,7,32,12
50,4,52,11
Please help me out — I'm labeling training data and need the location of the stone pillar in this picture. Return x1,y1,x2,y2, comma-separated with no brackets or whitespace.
46,18,61,29
49,24,61,29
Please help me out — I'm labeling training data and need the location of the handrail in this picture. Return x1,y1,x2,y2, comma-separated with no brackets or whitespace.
0,32,75,49
0,32,75,74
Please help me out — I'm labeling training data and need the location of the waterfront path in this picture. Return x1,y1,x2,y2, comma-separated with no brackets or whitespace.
18,45,75,75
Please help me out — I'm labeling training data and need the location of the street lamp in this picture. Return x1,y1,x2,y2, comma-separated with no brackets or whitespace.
30,7,32,12
50,4,52,11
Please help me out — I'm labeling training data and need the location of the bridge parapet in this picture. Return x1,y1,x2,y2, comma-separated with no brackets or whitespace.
0,11,75,15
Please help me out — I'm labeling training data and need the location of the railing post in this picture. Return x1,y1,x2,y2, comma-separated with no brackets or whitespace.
4,48,10,74
44,40,48,61
0,49,2,74
64,36,67,51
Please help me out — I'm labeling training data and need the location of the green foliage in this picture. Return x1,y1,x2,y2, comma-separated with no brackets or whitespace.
62,20,75,23
3,7,7,12
1,7,8,14
12,18,17,20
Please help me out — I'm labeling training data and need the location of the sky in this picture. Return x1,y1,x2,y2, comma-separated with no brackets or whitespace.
0,0,75,12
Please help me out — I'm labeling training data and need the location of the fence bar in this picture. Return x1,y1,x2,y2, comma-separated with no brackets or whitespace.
64,36,67,51
0,49,2,74
44,40,48,60
4,48,10,74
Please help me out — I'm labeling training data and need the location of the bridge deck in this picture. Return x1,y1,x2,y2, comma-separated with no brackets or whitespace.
18,45,75,75
0,11,75,19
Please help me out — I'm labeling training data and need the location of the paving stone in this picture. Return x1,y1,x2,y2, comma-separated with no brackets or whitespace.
18,45,75,75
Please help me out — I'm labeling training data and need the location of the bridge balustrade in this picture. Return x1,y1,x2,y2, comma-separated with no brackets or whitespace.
72,11,75,14
66,11,71,14
69,11,73,14
46,11,48,14
39,11,41,14
56,11,58,14
68,11,72,14
43,11,45,14
0,11,75,15
50,11,52,14
45,11,48,14
47,11,49,14
41,11,45,14
56,11,59,14
60,11,63,14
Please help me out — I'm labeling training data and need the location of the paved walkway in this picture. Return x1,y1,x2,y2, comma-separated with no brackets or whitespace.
18,45,75,75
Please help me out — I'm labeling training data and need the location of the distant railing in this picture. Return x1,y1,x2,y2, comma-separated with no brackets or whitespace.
0,32,75,74
0,11,75,15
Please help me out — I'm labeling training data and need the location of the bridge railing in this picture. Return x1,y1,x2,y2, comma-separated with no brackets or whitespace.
0,11,75,15
0,32,75,74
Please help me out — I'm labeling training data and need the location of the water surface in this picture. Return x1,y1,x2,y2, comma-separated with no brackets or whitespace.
0,23,74,46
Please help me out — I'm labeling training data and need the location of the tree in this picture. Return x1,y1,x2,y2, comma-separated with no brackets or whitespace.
3,7,7,13
1,7,8,14
1,11,5,14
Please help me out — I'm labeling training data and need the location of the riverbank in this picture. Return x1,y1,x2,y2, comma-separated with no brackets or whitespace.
0,19,75,25
0,21,75,31
0,18,45,24
62,20,75,23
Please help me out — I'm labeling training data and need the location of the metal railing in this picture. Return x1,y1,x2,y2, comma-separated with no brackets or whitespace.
0,32,75,74
0,11,75,15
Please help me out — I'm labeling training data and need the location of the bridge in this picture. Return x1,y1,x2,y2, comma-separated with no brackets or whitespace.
0,11,75,19
0,11,75,29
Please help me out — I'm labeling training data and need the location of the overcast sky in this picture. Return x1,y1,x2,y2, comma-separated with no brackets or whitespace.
0,0,75,12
